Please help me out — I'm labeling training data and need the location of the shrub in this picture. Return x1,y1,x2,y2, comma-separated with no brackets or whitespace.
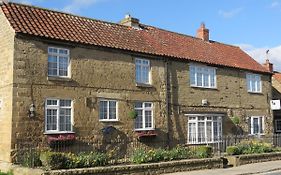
168,146,191,160
40,151,108,170
131,149,150,164
226,146,241,155
195,146,212,158
40,151,69,170
22,150,42,167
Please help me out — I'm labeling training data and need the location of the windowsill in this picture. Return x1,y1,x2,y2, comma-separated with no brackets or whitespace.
134,128,155,131
248,91,263,94
248,133,265,136
190,85,217,90
136,83,153,88
99,119,119,122
47,76,72,82
44,131,75,135
186,141,222,145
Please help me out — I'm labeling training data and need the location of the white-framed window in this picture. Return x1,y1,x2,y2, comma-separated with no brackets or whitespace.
275,119,281,132
189,64,216,88
48,47,70,77
99,99,118,121
45,99,73,133
187,114,223,144
135,58,151,84
250,116,264,135
246,73,262,93
134,102,153,130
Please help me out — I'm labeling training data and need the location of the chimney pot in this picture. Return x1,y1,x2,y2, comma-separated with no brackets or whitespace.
263,59,273,72
196,22,209,41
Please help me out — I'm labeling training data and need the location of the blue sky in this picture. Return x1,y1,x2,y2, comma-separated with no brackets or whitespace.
11,0,281,71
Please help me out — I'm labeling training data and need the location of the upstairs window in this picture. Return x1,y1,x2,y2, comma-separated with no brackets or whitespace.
135,58,150,84
247,73,262,93
48,47,70,77
45,99,72,133
189,64,216,88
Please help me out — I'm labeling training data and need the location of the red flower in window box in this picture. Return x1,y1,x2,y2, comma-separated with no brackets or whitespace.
47,133,75,145
135,130,157,138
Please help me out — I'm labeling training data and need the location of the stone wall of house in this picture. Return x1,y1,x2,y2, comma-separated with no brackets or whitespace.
11,36,168,151
0,9,15,162
168,61,272,142
10,35,273,155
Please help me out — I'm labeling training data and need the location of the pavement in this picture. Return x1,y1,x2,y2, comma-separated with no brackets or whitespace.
164,160,281,175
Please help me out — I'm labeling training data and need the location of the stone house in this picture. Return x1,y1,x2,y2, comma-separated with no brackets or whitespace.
0,2,273,162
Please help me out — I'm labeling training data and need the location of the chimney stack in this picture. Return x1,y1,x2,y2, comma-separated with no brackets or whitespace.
196,23,209,41
120,14,141,29
263,59,273,73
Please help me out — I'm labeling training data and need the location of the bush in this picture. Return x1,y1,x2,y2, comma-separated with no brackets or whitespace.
40,151,108,170
195,146,212,158
168,146,191,160
226,146,241,155
40,151,69,170
22,150,42,167
131,146,195,164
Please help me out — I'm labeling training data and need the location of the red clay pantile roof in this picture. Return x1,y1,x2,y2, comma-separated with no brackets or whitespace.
273,73,281,83
1,2,270,74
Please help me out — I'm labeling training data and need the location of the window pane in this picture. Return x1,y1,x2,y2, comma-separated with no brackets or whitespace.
135,59,150,84
136,64,141,83
198,122,205,143
59,108,71,131
59,56,68,76
206,121,212,142
109,101,116,119
188,123,196,143
145,110,152,128
99,101,108,120
48,48,69,77
135,102,143,108
60,100,71,107
190,66,196,85
253,118,259,134
197,72,203,86
46,109,57,131
135,109,143,129
47,100,58,106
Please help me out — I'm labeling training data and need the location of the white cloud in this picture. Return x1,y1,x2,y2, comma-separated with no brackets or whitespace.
218,7,243,18
62,0,103,14
270,1,280,8
237,43,281,72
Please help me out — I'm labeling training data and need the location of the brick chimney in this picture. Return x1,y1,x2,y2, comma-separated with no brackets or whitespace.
196,23,209,41
120,14,141,29
263,59,273,72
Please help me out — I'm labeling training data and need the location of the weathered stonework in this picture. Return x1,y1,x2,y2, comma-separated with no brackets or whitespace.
0,8,15,162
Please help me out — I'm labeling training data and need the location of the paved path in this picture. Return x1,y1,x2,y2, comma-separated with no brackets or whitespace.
164,160,281,175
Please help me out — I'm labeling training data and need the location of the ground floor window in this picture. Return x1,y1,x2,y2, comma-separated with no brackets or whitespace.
250,116,264,135
45,99,72,133
276,119,281,132
134,102,153,130
187,114,223,144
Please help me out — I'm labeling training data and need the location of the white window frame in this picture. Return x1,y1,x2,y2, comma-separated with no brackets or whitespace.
135,58,151,85
186,114,223,144
45,98,73,134
134,102,154,131
99,99,118,122
48,47,70,78
250,116,264,135
246,73,262,93
275,119,281,132
189,64,217,89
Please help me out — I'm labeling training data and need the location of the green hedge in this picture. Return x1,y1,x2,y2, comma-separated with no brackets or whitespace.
226,141,274,155
131,146,212,164
0,171,13,175
40,151,108,170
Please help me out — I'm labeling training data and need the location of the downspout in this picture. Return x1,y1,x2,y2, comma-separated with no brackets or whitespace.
165,59,170,148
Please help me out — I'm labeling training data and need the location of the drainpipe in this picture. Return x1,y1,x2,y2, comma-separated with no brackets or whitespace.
165,59,171,148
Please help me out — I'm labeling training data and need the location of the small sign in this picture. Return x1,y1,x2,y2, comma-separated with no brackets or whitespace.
271,100,281,110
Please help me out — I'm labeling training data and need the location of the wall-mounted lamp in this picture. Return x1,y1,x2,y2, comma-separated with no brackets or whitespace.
29,104,35,117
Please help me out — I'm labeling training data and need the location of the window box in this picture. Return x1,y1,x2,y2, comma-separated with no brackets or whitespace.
46,133,75,146
135,130,157,138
